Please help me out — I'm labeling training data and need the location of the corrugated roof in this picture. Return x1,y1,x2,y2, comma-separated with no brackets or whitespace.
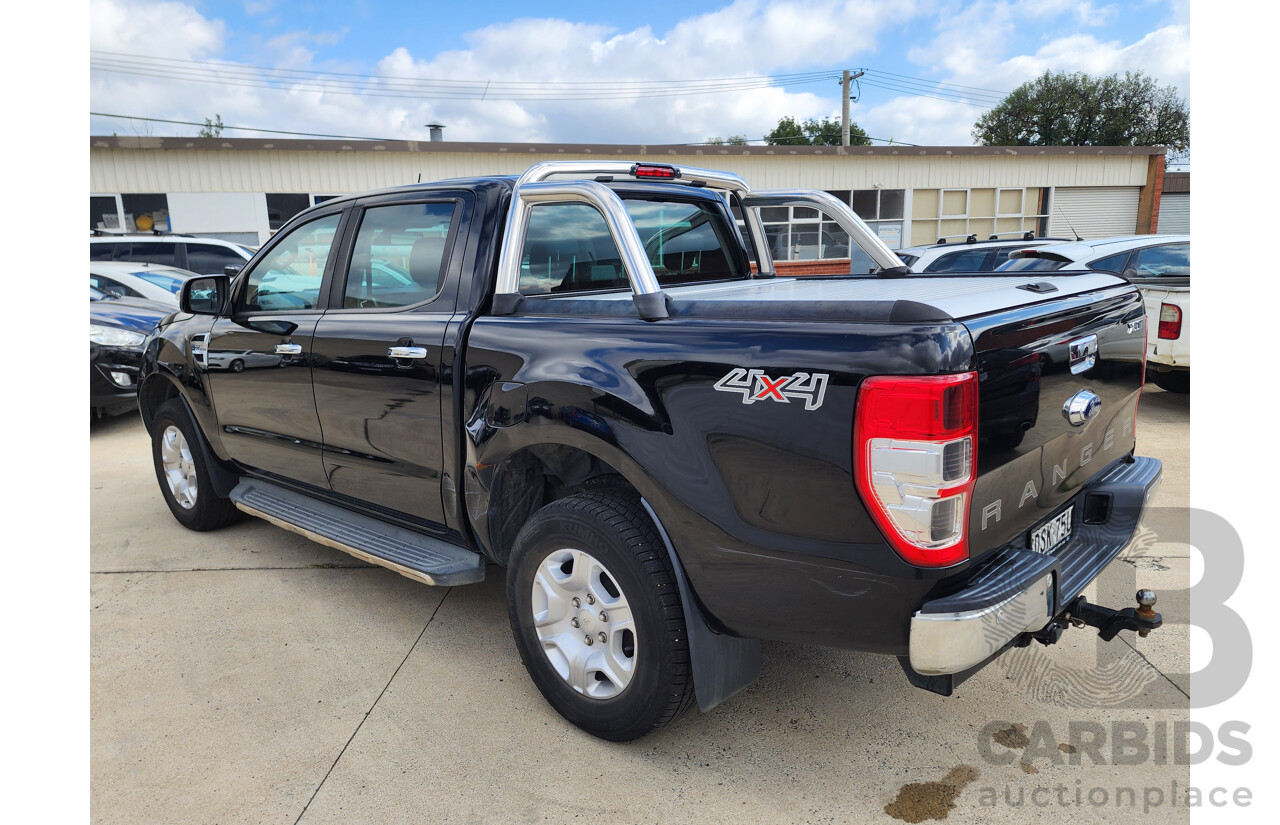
89,135,1169,158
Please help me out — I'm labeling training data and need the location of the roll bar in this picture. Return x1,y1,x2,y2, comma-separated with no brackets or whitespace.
492,161,907,321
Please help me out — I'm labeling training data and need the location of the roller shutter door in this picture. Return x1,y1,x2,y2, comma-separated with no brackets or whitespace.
1157,193,1189,234
1048,187,1140,239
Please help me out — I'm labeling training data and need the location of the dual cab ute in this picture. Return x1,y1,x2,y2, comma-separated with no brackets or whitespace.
139,161,1163,741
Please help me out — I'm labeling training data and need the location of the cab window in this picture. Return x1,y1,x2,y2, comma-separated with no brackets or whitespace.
239,214,341,312
518,197,744,296
343,203,456,308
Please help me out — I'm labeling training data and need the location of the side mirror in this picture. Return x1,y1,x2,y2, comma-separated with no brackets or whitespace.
181,275,230,315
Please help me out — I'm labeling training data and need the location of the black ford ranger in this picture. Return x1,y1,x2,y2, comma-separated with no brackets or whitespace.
139,161,1162,741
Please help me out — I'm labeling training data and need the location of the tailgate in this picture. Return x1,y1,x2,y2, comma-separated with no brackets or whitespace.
962,285,1147,558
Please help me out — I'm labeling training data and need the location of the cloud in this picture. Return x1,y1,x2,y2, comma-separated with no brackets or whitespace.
89,0,1188,147
90,0,223,59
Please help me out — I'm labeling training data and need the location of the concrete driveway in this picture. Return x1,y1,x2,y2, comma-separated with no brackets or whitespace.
91,389,1191,824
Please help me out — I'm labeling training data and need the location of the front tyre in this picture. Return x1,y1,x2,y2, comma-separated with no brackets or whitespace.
151,399,240,531
506,491,695,741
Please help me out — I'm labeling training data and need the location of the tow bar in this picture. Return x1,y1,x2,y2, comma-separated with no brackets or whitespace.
1019,589,1163,647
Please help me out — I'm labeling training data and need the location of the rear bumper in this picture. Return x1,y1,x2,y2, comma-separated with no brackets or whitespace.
907,455,1162,677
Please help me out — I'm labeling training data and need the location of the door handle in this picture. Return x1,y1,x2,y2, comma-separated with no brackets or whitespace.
275,343,303,355
388,346,428,359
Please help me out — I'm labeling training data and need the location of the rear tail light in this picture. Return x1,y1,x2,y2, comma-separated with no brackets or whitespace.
853,373,978,567
1158,303,1182,339
630,163,680,179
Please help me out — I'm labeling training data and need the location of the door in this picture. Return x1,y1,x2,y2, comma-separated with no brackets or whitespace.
203,211,345,489
311,197,464,525
1048,187,1140,238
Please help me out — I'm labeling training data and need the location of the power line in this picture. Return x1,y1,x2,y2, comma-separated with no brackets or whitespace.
90,50,839,101
90,50,837,88
90,112,392,140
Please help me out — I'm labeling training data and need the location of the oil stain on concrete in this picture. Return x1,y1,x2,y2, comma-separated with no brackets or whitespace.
884,765,980,823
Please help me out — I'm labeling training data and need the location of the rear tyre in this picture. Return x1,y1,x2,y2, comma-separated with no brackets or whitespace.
151,399,240,531
230,358,245,373
506,491,695,741
1150,370,1189,393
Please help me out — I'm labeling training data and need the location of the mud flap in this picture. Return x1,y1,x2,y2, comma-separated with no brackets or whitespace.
641,499,761,712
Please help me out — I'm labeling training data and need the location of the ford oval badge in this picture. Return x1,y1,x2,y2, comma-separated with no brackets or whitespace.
1062,389,1102,427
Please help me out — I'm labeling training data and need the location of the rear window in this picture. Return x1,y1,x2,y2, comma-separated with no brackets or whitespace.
518,197,744,296
896,253,919,267
131,270,187,295
925,248,991,273
995,257,1068,272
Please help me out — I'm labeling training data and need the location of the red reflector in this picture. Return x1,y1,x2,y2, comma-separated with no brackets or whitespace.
631,163,680,179
1158,303,1182,339
853,373,978,568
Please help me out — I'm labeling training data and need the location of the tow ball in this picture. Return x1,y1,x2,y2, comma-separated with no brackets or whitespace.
1020,590,1163,647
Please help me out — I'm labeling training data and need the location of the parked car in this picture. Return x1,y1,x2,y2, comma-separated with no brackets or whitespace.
90,233,254,275
90,261,196,308
139,161,1163,741
90,288,171,417
1000,235,1190,392
896,234,1071,273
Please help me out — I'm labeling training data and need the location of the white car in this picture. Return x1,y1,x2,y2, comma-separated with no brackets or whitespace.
1000,235,1190,392
89,262,198,308
89,234,254,275
896,235,1071,273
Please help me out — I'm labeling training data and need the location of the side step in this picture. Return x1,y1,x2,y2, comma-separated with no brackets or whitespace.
230,479,485,586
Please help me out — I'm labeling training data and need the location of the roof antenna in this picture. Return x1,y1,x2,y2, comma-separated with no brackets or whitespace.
1055,202,1083,242
417,173,422,183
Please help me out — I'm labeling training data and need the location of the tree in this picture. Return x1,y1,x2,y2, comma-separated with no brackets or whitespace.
764,115,870,146
198,114,225,138
973,71,1188,153
704,135,750,145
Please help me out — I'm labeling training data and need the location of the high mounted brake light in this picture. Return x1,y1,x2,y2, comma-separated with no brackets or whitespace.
853,373,978,568
631,163,681,180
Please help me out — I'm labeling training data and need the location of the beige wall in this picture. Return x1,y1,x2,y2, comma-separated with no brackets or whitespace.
90,147,1154,196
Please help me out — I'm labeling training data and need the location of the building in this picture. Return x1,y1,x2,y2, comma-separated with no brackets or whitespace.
90,136,1169,273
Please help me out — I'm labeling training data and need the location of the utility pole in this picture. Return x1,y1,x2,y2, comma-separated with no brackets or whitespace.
841,70,864,147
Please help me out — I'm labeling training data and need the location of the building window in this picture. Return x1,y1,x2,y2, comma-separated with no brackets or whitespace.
120,194,170,233
91,196,121,231
910,188,1049,247
758,189,905,268
266,193,311,231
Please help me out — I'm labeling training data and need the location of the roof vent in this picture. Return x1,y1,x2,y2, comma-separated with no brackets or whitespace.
426,123,445,142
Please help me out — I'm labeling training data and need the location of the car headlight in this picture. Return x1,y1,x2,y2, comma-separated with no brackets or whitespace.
90,324,147,348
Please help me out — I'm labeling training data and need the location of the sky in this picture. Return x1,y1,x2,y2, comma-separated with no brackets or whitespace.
88,0,1190,147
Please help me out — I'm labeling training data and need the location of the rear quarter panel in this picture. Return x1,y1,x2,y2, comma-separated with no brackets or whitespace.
462,312,974,652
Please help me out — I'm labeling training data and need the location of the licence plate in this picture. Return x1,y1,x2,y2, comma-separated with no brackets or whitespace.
1030,506,1073,553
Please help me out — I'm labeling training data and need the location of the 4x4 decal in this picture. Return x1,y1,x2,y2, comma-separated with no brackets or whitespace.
713,368,830,410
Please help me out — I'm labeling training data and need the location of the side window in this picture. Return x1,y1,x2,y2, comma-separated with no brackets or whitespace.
1090,251,1130,273
125,242,178,266
186,244,248,275
239,214,341,312
1127,243,1190,278
925,248,991,273
519,203,627,296
343,202,456,309
92,275,142,299
90,242,116,261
